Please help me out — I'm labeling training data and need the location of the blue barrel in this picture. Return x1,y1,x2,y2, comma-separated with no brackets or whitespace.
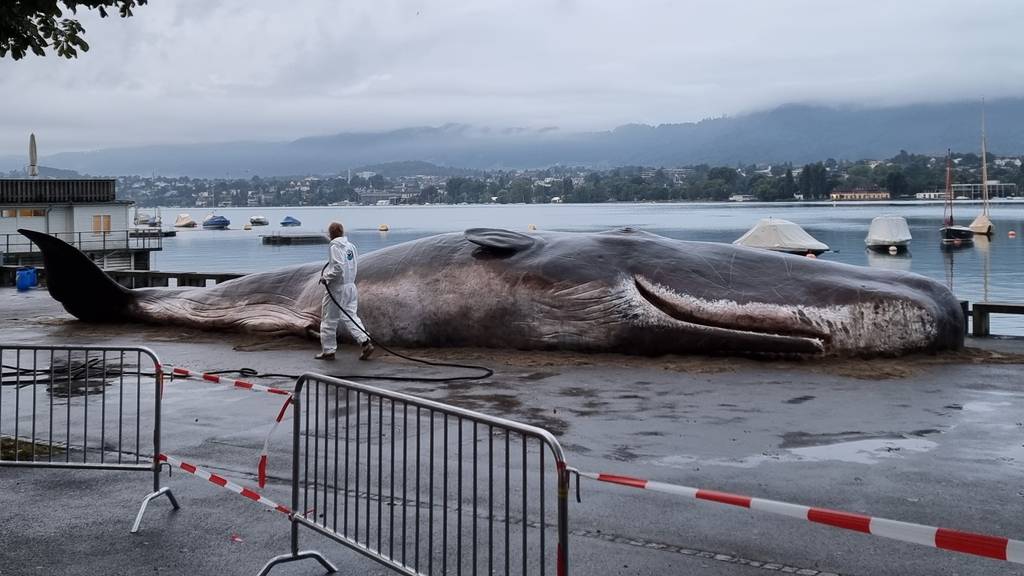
16,267,37,291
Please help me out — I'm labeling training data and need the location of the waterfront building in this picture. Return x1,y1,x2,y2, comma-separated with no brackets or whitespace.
829,188,891,201
919,182,1018,200
0,178,161,270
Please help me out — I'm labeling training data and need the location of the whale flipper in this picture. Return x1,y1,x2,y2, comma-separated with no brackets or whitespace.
18,228,134,323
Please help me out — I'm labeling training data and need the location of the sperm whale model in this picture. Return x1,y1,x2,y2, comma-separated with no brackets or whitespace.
20,227,963,357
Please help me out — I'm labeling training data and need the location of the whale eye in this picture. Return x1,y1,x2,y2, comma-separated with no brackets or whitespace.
465,228,536,255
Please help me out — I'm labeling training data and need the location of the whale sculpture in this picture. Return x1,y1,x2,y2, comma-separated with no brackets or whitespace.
19,227,963,357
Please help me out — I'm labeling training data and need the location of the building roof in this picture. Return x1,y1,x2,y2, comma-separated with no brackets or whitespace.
0,178,117,204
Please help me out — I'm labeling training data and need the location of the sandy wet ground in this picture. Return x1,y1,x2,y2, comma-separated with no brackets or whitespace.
2,287,1024,576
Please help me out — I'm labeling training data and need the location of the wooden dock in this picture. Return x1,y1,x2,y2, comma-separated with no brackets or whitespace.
261,233,328,246
129,228,177,238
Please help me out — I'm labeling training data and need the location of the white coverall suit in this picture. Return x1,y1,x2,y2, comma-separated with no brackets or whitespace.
320,236,370,354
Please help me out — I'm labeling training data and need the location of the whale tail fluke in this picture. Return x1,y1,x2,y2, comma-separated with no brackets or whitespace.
18,229,135,323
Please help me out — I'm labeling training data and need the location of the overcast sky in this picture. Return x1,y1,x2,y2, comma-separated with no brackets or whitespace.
2,0,1023,156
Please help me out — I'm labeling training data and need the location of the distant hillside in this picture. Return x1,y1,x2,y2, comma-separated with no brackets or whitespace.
4,99,1023,177
351,160,485,178
2,165,84,178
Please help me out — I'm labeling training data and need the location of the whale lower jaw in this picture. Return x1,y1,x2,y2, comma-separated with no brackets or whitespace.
631,275,935,357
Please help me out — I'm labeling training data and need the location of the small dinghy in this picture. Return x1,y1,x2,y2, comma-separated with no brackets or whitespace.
174,213,197,228
865,215,912,253
280,216,302,227
250,215,269,226
733,218,829,256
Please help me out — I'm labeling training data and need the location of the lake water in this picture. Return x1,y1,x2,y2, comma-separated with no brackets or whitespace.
150,202,1024,335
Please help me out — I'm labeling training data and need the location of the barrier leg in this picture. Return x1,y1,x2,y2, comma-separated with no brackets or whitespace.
256,551,336,576
131,487,180,534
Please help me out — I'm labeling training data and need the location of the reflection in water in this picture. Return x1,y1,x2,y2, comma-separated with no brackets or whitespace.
940,240,974,293
865,249,912,273
975,235,991,302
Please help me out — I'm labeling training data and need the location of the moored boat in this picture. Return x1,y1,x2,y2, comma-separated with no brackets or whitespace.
865,215,912,253
250,215,269,226
733,218,829,256
174,213,197,228
280,216,302,227
940,150,974,246
969,101,995,236
202,213,230,230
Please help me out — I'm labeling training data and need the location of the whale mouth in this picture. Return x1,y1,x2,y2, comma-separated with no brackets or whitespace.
633,275,828,355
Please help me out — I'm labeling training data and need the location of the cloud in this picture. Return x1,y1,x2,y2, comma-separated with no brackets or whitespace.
1,0,1022,155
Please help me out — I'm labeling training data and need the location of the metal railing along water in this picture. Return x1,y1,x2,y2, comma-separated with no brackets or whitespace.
0,344,177,532
259,373,571,576
1,230,162,256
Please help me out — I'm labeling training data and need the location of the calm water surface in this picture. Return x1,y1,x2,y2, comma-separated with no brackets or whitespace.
151,203,1024,335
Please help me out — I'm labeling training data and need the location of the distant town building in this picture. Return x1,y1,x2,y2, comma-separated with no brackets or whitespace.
728,194,756,202
0,178,160,269
830,188,891,201
918,182,1019,200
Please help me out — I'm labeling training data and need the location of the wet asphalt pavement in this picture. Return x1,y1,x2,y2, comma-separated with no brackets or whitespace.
2,288,1024,576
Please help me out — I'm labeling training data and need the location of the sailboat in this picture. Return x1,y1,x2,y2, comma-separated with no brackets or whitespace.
940,149,974,246
969,100,994,236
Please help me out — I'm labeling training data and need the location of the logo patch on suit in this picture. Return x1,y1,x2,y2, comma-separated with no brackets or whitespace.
346,250,354,261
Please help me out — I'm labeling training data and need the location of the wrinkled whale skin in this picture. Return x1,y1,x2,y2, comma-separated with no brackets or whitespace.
20,227,964,357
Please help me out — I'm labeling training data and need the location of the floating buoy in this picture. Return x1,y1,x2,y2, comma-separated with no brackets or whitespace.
888,245,898,255
378,224,389,232
528,224,537,231
243,223,253,231
805,252,817,259
1010,230,1017,238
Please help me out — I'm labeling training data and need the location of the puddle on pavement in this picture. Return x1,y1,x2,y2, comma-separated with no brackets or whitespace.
961,401,1012,413
653,434,942,470
787,437,938,464
1,356,148,398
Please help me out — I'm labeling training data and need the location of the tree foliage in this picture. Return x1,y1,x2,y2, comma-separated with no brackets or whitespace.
0,0,146,60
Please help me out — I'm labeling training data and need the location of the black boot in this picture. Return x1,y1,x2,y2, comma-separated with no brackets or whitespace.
359,340,375,361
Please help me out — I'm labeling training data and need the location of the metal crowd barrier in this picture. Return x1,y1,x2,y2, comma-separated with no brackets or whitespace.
0,344,178,532
260,373,571,576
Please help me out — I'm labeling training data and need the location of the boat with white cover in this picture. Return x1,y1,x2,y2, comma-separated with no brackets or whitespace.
865,215,912,253
733,218,829,256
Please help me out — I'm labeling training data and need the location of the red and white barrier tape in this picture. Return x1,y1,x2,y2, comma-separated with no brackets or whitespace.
580,471,1024,565
160,453,291,515
166,366,293,487
257,396,292,488
168,367,292,397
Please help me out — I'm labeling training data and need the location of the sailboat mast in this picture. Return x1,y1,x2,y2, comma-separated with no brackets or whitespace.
980,99,989,215
944,149,953,225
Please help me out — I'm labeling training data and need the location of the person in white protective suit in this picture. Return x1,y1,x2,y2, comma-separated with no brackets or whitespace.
316,222,374,361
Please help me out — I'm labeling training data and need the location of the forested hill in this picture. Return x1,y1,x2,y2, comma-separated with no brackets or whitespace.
4,99,1023,177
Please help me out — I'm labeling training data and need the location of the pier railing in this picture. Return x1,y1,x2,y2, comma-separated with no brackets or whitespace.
1,230,162,257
